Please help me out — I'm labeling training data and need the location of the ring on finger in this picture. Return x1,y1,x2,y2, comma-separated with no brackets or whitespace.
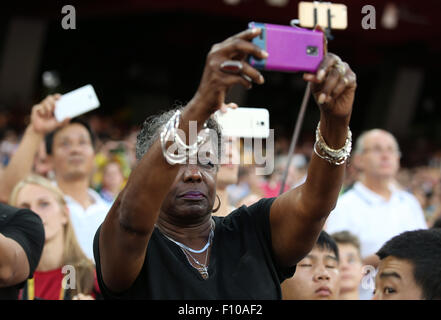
334,63,346,77
220,60,243,74
242,74,252,82
342,77,349,85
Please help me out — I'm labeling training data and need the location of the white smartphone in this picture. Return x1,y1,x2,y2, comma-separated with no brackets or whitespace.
55,84,100,122
214,107,270,138
298,1,348,30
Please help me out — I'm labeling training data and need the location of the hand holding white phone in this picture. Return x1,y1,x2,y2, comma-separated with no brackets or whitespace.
55,84,100,122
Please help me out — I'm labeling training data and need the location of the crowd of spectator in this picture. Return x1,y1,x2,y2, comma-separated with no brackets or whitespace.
0,23,440,300
1,106,441,232
1,101,441,300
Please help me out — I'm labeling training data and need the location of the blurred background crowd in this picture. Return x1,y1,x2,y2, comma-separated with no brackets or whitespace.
2,108,441,227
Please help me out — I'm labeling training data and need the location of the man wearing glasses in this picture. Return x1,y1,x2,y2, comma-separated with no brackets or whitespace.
325,129,427,299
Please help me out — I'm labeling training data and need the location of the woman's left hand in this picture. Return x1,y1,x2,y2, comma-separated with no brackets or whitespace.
303,52,357,121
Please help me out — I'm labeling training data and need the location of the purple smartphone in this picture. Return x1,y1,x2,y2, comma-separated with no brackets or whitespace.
248,22,324,73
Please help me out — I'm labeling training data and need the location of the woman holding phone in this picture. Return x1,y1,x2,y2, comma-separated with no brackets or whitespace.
95,27,357,299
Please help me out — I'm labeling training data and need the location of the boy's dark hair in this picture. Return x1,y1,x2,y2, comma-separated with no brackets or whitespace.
316,230,339,262
376,229,441,300
135,106,222,162
331,230,361,257
45,118,96,155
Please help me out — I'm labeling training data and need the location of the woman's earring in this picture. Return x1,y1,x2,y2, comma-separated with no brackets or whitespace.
211,194,221,213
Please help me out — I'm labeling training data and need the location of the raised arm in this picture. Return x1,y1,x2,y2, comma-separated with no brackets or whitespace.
270,53,357,267
98,28,268,292
0,95,67,203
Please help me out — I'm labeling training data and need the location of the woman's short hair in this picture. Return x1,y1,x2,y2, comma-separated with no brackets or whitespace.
135,106,222,162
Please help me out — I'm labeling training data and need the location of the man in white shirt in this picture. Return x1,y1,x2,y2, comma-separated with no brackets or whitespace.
44,117,111,260
0,95,110,261
325,129,427,298
63,189,110,259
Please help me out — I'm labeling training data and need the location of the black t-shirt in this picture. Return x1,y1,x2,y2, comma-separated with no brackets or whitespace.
0,203,45,300
94,197,296,299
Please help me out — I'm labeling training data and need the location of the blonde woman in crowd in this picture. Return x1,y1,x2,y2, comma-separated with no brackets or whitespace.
9,175,99,300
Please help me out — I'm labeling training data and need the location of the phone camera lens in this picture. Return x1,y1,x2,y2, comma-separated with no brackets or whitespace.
306,46,318,56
